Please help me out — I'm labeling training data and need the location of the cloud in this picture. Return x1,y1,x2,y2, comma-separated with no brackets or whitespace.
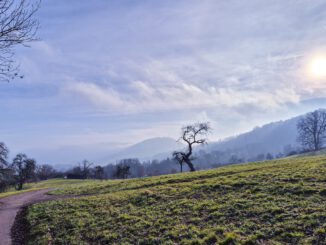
3,0,326,164
20,0,326,113
63,79,301,114
64,82,127,109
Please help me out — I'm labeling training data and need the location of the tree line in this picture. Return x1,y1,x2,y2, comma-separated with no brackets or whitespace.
0,143,60,192
1,110,325,189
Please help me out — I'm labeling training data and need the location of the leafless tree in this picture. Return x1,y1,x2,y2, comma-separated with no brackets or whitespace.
11,153,36,190
173,122,211,172
172,151,184,173
80,160,93,179
0,0,40,81
0,142,11,191
36,164,55,180
114,164,130,179
0,142,9,168
297,110,326,151
93,165,105,180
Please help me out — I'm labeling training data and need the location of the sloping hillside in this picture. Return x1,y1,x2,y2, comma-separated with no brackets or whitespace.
27,156,326,244
206,116,300,158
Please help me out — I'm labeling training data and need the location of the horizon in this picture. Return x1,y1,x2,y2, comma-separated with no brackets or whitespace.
1,0,326,165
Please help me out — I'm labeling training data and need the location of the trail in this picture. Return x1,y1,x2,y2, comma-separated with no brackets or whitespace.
0,189,56,245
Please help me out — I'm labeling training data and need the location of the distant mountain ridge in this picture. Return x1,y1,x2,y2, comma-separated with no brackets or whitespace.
205,115,301,159
45,110,320,168
99,137,183,163
100,114,303,164
98,113,311,164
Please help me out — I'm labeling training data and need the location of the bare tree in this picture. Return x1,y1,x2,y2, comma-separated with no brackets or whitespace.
36,164,55,180
115,164,130,179
172,151,184,173
11,153,36,190
297,110,326,151
24,157,36,181
93,165,105,180
0,0,40,81
0,142,11,191
80,160,93,179
173,122,211,172
0,142,9,168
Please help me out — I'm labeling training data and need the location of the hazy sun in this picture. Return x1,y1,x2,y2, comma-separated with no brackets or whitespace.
309,56,326,78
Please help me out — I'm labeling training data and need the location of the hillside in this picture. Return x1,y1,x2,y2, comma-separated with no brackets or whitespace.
205,116,300,160
97,114,302,166
26,114,302,168
25,111,314,168
26,156,326,244
103,114,303,164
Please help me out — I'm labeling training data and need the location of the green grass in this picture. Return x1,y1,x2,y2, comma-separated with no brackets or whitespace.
0,188,43,199
25,178,93,189
0,179,89,199
27,156,326,244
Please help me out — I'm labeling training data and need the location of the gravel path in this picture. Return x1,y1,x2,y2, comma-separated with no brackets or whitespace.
0,189,56,245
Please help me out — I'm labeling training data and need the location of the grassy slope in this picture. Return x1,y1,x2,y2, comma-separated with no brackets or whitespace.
27,156,326,244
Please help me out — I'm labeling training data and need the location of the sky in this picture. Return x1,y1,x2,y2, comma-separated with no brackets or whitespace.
1,0,326,165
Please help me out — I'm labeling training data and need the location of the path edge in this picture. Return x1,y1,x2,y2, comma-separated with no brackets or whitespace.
11,206,29,245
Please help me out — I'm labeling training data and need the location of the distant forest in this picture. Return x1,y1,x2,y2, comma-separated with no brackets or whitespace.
65,143,300,180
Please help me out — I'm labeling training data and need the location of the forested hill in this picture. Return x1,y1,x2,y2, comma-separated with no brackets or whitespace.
204,114,301,159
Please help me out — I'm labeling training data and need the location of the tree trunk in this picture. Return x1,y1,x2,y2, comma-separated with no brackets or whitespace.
185,158,195,172
15,182,23,190
314,134,318,151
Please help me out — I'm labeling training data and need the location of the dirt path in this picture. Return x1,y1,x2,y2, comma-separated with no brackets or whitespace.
0,189,56,245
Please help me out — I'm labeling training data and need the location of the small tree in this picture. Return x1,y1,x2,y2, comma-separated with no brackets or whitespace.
297,110,326,151
115,164,130,179
173,122,211,172
36,164,56,180
0,142,9,168
0,142,13,191
67,166,82,179
12,153,27,190
80,160,93,179
266,153,274,160
24,158,36,181
11,153,36,190
117,158,144,178
172,151,184,173
93,165,105,180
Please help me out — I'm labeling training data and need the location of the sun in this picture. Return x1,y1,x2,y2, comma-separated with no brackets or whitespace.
309,56,326,78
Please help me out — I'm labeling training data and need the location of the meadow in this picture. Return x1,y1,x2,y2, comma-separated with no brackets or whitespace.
0,179,88,199
26,156,326,244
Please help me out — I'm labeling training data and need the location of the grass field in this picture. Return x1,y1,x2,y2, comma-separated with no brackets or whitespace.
0,179,88,199
26,156,326,244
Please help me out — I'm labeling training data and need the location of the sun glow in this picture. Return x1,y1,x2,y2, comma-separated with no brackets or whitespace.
308,56,326,78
